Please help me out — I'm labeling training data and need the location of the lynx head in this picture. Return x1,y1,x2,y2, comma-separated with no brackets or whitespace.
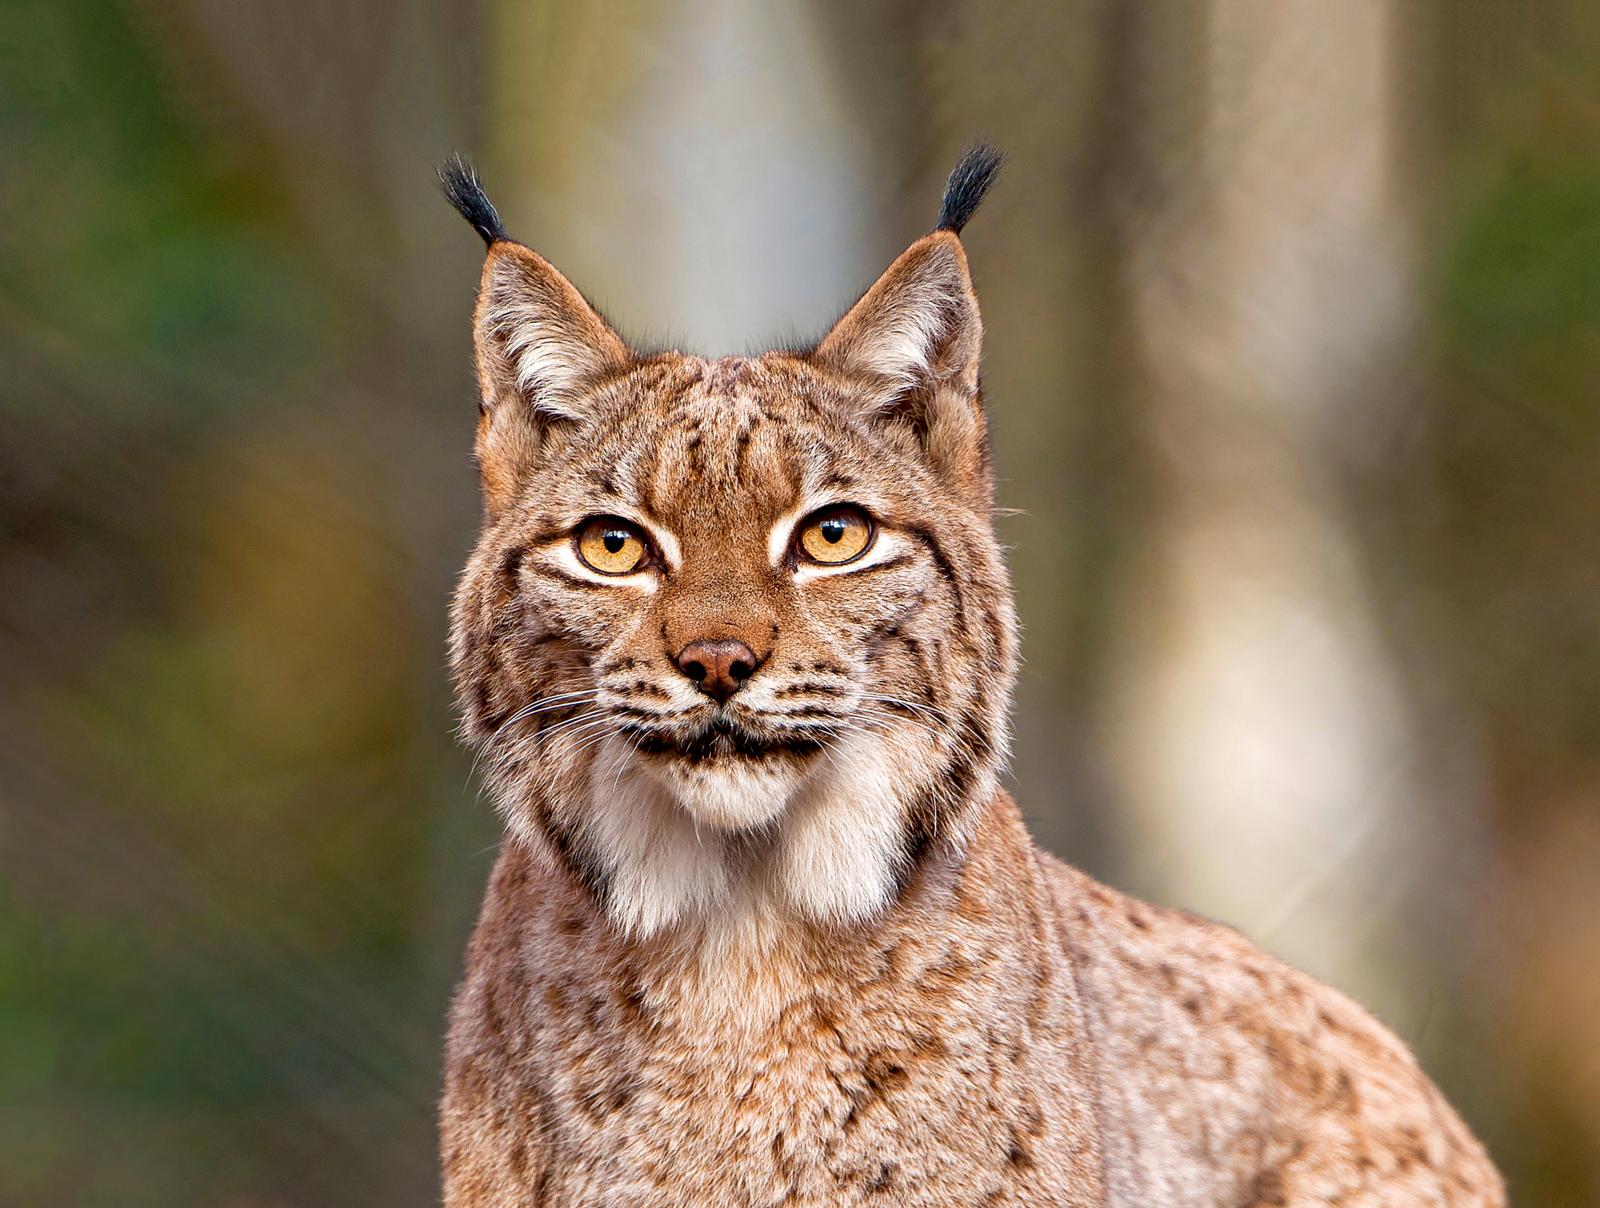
445,148,1016,940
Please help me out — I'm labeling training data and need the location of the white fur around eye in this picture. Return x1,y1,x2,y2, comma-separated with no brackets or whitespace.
792,529,907,584
769,494,900,576
636,518,682,571
767,498,815,565
546,541,659,589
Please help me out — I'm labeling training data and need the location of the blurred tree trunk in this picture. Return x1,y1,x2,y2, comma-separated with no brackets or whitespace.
1100,0,1474,1026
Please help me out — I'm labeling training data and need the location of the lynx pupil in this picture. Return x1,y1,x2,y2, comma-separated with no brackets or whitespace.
821,519,845,544
603,531,626,554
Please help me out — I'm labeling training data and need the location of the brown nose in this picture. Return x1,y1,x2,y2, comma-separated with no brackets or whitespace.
674,638,761,703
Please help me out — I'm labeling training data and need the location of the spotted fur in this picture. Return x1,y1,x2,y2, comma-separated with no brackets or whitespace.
439,154,1504,1205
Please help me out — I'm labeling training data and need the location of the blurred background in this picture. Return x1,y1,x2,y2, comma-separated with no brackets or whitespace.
2,1,1597,1203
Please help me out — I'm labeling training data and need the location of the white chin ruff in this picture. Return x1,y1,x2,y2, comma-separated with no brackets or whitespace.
579,730,919,943
641,752,802,831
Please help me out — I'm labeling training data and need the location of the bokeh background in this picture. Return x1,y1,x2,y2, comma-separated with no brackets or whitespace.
2,1,1597,1204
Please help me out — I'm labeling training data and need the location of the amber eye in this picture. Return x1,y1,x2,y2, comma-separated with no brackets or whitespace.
575,517,649,575
797,505,874,566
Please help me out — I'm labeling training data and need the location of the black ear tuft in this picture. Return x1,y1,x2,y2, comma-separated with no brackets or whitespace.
936,143,1004,235
439,154,508,247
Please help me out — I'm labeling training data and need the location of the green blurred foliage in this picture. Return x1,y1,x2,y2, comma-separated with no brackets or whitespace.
1427,55,1600,760
1420,53,1600,1203
1,2,484,1203
0,0,327,422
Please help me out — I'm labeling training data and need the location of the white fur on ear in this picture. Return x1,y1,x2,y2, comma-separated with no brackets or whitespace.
474,242,631,419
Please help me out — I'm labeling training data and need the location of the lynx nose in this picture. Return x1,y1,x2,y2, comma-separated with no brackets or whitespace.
675,638,761,703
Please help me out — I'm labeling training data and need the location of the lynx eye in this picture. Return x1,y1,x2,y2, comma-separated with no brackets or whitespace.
575,517,649,575
797,505,873,566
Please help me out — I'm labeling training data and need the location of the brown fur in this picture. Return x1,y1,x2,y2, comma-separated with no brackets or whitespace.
438,174,1503,1204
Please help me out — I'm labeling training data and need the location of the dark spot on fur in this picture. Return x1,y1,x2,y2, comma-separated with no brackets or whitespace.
771,704,849,719
909,525,968,615
507,1139,528,1177
472,682,504,733
890,814,936,899
862,1052,911,1097
542,815,611,907
620,980,651,1024
735,425,753,477
578,1076,636,1121
865,1161,896,1193
611,702,681,721
1244,1166,1288,1206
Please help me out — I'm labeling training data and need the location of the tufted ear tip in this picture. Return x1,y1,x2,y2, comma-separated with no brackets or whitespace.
936,143,1003,235
439,154,509,246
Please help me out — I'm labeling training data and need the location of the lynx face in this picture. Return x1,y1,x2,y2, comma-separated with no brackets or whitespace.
446,153,1015,936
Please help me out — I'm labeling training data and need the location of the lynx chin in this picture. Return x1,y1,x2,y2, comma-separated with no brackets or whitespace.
436,148,1503,1206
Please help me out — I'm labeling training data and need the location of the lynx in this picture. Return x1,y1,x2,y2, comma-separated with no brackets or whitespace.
436,148,1504,1206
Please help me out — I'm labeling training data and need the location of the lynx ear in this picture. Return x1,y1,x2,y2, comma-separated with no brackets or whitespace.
812,145,1000,499
812,232,986,497
468,242,631,511
441,158,631,512
814,144,998,395
812,230,983,400
471,241,632,420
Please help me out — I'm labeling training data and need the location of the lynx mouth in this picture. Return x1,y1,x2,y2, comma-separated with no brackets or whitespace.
620,716,826,764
